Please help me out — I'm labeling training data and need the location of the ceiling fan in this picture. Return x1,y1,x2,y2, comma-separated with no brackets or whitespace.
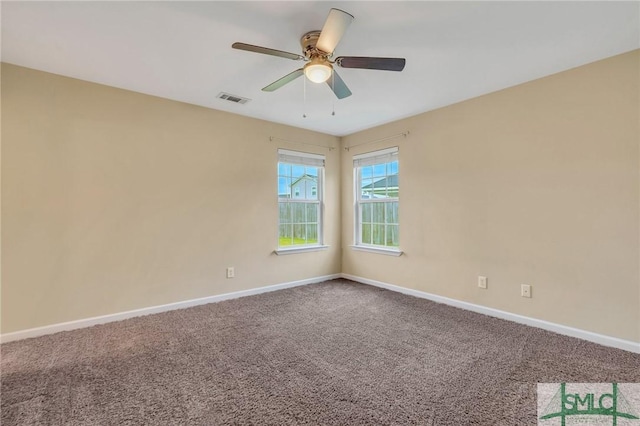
232,8,406,99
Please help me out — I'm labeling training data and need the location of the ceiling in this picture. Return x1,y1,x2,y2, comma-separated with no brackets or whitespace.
2,1,638,137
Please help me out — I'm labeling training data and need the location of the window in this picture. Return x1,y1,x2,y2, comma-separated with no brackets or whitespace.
278,149,324,249
354,147,399,251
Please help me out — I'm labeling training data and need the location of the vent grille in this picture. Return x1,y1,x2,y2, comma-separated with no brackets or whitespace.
217,92,251,104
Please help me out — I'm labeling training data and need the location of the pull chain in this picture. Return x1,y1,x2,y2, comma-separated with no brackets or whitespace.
302,76,307,118
331,71,336,116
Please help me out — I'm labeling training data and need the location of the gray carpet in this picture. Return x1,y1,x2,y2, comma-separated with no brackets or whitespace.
2,279,638,425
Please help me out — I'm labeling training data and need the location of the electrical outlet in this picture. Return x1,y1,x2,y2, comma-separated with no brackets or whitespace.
521,284,531,298
478,276,488,289
226,267,235,279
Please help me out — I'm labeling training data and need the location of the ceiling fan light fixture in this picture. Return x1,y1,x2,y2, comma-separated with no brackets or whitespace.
304,58,333,83
232,8,405,99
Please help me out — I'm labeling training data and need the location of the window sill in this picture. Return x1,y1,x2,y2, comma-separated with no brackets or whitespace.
275,245,329,255
350,245,403,256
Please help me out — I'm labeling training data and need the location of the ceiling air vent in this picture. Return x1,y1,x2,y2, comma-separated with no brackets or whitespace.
217,92,251,104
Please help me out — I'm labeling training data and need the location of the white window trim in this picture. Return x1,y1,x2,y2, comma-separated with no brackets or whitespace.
350,245,403,256
353,146,400,253
277,149,325,253
353,146,399,166
278,149,324,166
275,245,330,255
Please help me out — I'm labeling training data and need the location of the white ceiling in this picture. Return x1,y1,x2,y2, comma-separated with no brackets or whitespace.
2,1,638,136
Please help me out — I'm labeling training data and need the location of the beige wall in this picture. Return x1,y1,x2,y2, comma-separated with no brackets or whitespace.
3,51,639,343
1,64,341,333
341,50,640,343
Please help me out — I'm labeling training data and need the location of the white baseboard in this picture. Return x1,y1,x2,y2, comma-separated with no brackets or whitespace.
0,274,341,344
5,272,638,354
341,273,640,354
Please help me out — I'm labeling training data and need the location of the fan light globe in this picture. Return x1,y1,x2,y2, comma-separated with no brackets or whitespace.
304,59,332,83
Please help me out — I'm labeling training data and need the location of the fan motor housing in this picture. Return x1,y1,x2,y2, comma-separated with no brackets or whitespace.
300,30,327,59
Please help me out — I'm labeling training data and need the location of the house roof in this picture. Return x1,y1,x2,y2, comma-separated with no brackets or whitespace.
291,174,318,187
363,175,398,189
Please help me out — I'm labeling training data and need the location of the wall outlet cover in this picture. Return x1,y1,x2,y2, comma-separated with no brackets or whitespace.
478,276,488,289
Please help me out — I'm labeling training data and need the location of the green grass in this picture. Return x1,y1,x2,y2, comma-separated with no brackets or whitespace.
279,237,318,246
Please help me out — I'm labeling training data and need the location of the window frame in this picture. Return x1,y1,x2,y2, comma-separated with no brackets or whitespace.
352,147,402,256
276,149,328,255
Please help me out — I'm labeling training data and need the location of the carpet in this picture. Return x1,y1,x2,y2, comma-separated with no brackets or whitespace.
2,279,639,425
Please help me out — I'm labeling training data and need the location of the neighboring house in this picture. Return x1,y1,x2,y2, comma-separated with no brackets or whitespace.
290,174,318,199
361,174,398,198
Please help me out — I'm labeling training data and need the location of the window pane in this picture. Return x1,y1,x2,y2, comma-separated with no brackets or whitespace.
391,173,399,197
279,202,291,223
386,225,399,247
306,224,318,244
289,177,318,200
361,203,372,223
278,177,291,198
361,178,374,190
293,224,305,243
278,163,291,176
388,161,398,175
372,178,390,199
361,178,374,199
386,202,398,224
361,223,372,245
372,203,385,223
279,225,293,246
306,203,318,222
372,224,385,245
305,166,318,177
293,203,306,223
361,166,373,179
373,163,386,177
279,202,320,247
306,180,318,200
292,165,305,178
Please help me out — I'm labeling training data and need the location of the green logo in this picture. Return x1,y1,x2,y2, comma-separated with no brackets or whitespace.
538,383,639,425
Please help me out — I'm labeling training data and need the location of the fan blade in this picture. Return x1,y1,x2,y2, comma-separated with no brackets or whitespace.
232,42,305,61
335,56,406,71
316,8,354,54
326,70,352,99
262,68,304,92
